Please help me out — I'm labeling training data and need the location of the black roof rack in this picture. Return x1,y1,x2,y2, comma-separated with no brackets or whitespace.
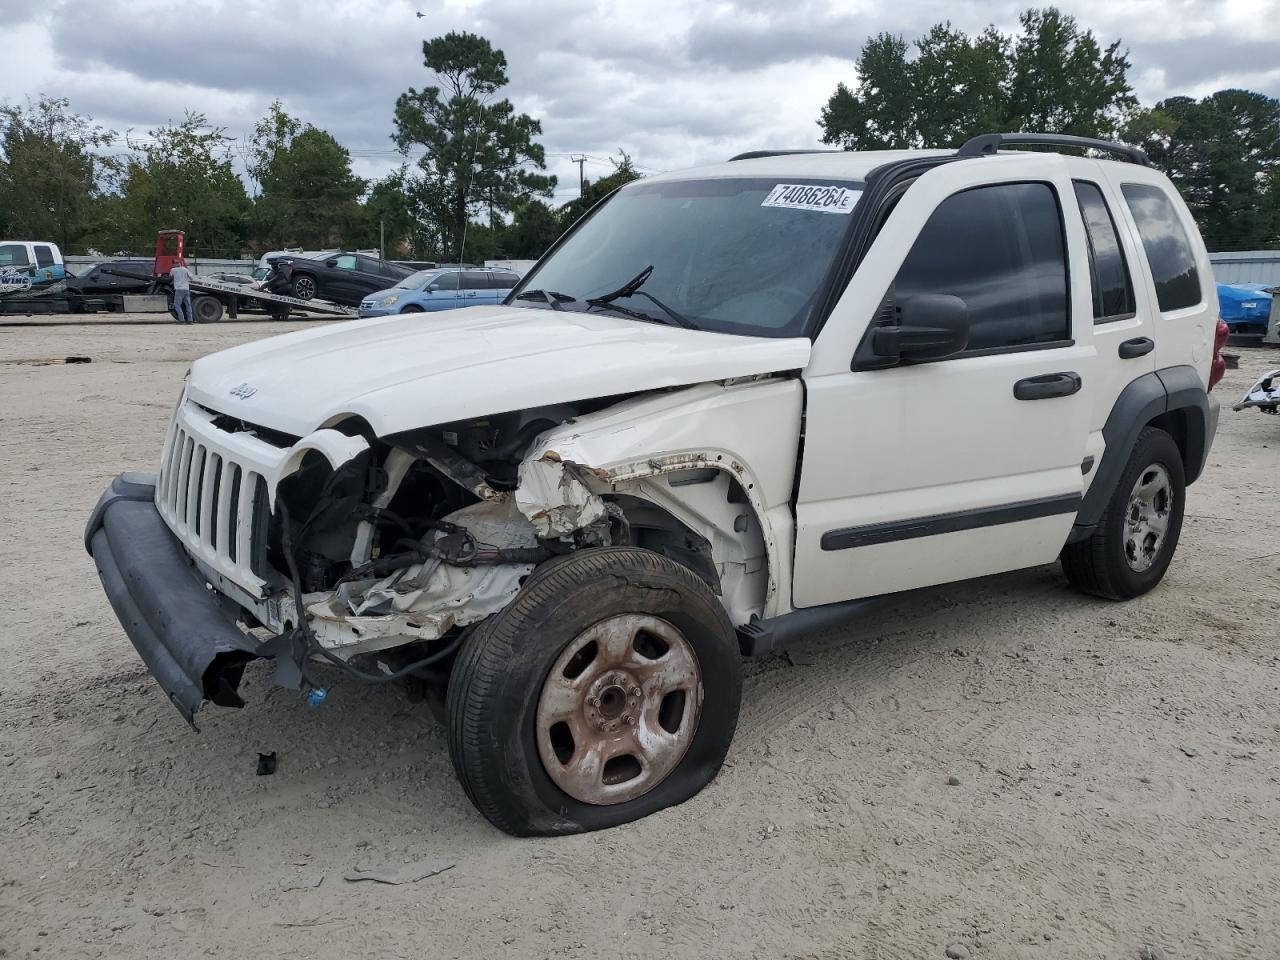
956,132,1151,166
728,149,843,162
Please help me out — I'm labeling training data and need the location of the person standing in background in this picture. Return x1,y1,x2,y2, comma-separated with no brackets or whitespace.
170,261,193,324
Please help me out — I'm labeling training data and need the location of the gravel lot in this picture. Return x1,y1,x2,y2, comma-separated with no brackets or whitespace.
2,318,1278,960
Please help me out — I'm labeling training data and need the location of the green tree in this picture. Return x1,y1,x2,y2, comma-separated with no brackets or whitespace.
557,150,642,228
1006,8,1135,138
0,96,119,251
820,7,1135,149
352,168,425,257
1124,90,1280,250
820,34,916,149
912,25,1011,148
392,31,555,261
249,101,367,250
503,198,563,259
112,114,250,256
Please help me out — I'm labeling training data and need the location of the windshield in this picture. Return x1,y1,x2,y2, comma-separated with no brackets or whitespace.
514,177,863,337
397,269,441,290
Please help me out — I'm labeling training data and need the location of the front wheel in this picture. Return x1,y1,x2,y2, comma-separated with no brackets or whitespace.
399,304,424,313
1061,427,1186,600
447,547,742,836
291,275,316,300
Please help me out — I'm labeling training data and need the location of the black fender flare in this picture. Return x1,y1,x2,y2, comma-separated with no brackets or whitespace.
1070,365,1216,541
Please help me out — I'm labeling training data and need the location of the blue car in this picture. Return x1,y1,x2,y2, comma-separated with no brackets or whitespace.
358,267,520,317
1217,282,1273,336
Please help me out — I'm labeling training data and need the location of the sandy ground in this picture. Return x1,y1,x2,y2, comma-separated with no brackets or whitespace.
1,318,1278,960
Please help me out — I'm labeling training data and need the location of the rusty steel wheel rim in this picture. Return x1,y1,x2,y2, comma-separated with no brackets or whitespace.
535,614,703,805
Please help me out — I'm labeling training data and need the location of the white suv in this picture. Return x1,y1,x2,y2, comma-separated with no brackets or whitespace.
86,133,1225,835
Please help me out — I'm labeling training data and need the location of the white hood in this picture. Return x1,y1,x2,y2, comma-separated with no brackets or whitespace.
187,305,811,437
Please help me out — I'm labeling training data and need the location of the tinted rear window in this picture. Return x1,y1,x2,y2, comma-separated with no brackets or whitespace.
1120,183,1201,311
1073,181,1135,321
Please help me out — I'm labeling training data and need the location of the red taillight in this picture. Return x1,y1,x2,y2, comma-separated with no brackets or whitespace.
1208,317,1229,392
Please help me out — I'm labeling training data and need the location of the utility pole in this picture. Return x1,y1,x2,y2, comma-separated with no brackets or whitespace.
379,218,385,261
573,156,587,196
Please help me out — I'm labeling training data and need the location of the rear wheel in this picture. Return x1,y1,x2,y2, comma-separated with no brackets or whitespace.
1061,427,1185,600
292,275,316,300
447,547,742,836
192,295,224,323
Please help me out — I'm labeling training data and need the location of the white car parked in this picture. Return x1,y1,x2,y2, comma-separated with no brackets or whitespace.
87,133,1225,835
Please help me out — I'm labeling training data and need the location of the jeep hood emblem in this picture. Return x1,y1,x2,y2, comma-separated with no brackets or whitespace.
229,382,257,399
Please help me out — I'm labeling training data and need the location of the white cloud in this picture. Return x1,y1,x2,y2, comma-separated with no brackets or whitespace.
1,0,1277,199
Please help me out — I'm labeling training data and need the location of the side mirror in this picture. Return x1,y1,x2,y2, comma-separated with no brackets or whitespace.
871,294,969,363
427,283,439,292
325,258,338,267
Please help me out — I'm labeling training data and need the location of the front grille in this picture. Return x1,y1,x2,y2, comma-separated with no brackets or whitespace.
156,406,272,596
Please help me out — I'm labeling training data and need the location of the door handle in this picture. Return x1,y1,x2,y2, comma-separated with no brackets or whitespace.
1013,372,1082,401
1118,336,1154,359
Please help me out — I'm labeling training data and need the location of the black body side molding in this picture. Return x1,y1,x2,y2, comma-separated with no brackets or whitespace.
821,493,1081,551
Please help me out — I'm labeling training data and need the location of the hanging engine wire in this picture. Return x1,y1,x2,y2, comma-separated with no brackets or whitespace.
278,501,465,684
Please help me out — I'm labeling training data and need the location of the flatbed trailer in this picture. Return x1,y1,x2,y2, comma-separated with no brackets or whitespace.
118,269,357,322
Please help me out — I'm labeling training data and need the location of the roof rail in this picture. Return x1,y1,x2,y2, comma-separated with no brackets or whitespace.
956,133,1151,167
728,149,843,162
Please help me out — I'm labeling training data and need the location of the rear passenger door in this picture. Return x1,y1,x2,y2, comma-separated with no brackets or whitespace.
1110,177,1214,372
795,166,1096,607
1070,170,1155,456
489,271,519,304
461,271,490,306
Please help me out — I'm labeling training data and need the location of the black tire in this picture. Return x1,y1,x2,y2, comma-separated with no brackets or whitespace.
192,295,224,323
292,274,316,300
1061,427,1185,600
447,546,742,836
400,304,424,313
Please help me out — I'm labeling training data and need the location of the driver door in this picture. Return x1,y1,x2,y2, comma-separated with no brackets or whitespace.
793,167,1096,607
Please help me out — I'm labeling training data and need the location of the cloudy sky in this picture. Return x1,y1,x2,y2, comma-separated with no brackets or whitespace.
2,0,1278,204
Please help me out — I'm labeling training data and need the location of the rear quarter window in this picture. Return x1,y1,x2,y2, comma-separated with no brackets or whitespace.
1120,183,1202,311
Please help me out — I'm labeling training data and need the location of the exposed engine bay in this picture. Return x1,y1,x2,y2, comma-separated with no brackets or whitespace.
250,384,781,685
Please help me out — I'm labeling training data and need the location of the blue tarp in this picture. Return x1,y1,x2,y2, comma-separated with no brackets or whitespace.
1217,282,1273,333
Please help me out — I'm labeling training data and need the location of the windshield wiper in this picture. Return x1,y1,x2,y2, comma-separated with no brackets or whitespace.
515,288,576,311
588,265,653,308
585,265,697,329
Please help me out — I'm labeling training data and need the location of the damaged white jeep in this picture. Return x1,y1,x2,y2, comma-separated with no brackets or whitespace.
87,134,1224,835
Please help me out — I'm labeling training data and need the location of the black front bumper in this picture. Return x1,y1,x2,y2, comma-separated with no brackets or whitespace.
85,473,265,727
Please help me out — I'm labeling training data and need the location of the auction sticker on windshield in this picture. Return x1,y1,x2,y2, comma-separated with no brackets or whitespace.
762,184,858,214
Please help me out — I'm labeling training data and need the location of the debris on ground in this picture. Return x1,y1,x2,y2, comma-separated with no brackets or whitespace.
280,873,325,892
256,752,277,775
343,860,456,885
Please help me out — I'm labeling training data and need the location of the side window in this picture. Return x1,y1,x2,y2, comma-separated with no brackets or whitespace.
1120,183,1201,311
34,245,55,268
461,271,488,289
334,255,358,271
894,182,1069,352
431,271,460,291
1072,181,1135,322
490,272,518,290
0,244,31,267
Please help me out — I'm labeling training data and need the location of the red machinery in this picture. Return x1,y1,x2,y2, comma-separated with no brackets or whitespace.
154,229,187,276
